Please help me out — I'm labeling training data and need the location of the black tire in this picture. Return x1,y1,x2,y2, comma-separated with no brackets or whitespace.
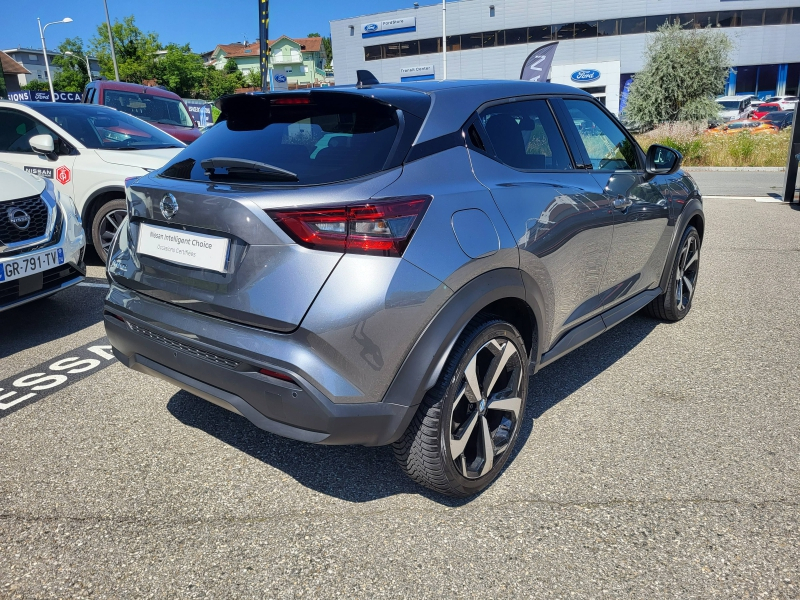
646,225,701,322
393,317,529,497
91,199,127,264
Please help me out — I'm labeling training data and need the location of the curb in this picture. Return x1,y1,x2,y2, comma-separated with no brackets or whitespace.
684,167,785,172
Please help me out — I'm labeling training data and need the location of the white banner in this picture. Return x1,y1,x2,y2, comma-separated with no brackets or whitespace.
400,65,435,78
361,17,416,35
137,223,229,273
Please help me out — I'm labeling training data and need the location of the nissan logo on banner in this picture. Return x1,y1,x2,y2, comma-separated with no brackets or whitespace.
520,42,558,82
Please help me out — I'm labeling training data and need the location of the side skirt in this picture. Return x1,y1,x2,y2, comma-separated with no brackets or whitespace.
537,287,661,369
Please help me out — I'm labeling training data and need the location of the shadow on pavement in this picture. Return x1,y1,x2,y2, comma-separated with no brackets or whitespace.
167,312,659,504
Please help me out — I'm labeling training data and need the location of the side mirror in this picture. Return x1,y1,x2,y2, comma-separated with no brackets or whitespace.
645,144,682,177
29,134,56,159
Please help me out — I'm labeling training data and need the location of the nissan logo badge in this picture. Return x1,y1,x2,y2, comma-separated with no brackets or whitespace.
7,207,31,230
160,193,179,220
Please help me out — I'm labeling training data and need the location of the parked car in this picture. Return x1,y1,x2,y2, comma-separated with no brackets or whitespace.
82,81,201,144
705,119,778,135
104,81,704,497
762,95,799,111
0,101,184,262
0,161,84,311
760,111,794,130
751,102,783,120
715,95,758,121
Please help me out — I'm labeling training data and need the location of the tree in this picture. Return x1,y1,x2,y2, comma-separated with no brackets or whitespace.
89,15,160,83
198,66,245,100
308,33,332,69
21,80,50,91
307,33,320,38
153,44,205,97
624,21,733,127
51,37,90,93
223,58,239,74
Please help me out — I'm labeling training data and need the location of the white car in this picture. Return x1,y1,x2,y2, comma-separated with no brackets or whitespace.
0,101,184,262
763,96,799,111
715,95,759,121
0,161,85,311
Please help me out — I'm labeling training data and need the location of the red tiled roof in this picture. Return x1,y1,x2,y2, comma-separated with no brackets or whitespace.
0,51,30,75
214,36,323,59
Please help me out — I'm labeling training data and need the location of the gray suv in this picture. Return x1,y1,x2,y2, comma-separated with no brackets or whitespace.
104,81,704,497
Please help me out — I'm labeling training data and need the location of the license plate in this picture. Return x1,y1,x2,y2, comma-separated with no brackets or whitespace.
0,248,64,283
137,223,229,273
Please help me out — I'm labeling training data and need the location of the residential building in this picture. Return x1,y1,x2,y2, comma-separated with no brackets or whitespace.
206,36,329,87
331,0,800,115
1,50,30,94
1,47,101,89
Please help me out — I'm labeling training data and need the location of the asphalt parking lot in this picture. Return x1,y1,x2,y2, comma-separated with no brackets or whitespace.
1,195,798,598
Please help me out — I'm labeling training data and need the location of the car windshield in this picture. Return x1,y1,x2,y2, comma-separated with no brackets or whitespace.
29,104,185,150
717,101,741,110
159,93,404,186
759,105,780,112
103,90,194,128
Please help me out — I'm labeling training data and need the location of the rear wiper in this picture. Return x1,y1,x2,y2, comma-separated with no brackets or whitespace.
200,157,299,182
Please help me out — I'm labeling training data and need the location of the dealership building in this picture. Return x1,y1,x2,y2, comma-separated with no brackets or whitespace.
330,0,800,115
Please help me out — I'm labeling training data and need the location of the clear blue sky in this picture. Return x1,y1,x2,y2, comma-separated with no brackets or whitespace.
1,0,419,53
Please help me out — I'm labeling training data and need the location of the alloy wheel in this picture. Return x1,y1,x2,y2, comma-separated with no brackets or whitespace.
98,209,127,258
675,235,699,311
449,337,524,479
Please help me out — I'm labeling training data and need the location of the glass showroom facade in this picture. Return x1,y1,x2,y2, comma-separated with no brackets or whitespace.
331,0,800,112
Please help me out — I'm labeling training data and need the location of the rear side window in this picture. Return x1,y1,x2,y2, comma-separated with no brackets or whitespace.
479,100,572,171
563,99,639,171
161,94,404,186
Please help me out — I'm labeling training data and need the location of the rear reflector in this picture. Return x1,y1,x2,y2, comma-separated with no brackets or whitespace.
268,196,431,257
259,368,296,384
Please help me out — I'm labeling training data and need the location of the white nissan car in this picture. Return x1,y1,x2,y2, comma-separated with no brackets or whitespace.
0,101,184,262
0,161,85,311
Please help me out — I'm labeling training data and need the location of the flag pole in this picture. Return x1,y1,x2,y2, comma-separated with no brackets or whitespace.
442,0,446,80
259,0,270,92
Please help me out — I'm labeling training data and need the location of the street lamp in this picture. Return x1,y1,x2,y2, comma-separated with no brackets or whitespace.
37,16,73,102
64,51,93,82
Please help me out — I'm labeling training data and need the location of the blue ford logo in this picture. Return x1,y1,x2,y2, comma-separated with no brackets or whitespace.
160,193,178,220
365,23,379,32
571,69,601,83
274,74,287,83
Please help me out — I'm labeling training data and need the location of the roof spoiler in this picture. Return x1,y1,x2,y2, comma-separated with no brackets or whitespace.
356,70,380,88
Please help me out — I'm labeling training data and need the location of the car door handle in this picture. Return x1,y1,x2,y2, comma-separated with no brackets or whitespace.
613,196,633,210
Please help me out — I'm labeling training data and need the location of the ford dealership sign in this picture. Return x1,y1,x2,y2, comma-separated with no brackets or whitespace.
571,69,601,83
361,17,416,37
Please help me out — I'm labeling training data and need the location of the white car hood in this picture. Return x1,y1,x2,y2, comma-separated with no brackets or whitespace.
0,161,47,201
93,148,182,171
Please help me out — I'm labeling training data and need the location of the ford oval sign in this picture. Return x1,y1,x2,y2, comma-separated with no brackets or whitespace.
571,69,601,83
274,74,287,83
365,23,379,32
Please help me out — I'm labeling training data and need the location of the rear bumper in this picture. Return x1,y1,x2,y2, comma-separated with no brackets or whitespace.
104,292,414,446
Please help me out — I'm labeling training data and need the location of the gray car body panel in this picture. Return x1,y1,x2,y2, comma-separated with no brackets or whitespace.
105,81,704,446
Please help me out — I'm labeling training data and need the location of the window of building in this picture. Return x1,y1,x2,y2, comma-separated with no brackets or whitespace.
676,13,695,29
462,32,483,50
480,100,572,171
364,45,381,61
554,23,574,40
620,17,645,35
574,22,598,38
645,15,673,33
482,31,498,47
528,26,551,43
505,27,527,45
419,37,441,54
717,11,740,28
28,54,38,61
741,10,764,27
401,40,420,56
764,8,790,25
757,64,779,96
384,43,401,59
786,63,800,96
694,12,717,28
597,19,619,36
735,66,758,94
793,9,800,24
446,35,461,51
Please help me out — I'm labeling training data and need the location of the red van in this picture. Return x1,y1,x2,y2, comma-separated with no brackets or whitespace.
82,81,201,144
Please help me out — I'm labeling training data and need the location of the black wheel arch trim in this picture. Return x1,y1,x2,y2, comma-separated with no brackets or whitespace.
81,185,126,224
659,198,704,291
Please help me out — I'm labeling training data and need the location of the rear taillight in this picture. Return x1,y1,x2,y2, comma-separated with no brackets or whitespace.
268,196,431,257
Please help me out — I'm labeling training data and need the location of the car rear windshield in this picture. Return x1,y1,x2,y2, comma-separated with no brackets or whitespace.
159,93,406,186
759,104,781,112
24,103,185,150
104,90,194,128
